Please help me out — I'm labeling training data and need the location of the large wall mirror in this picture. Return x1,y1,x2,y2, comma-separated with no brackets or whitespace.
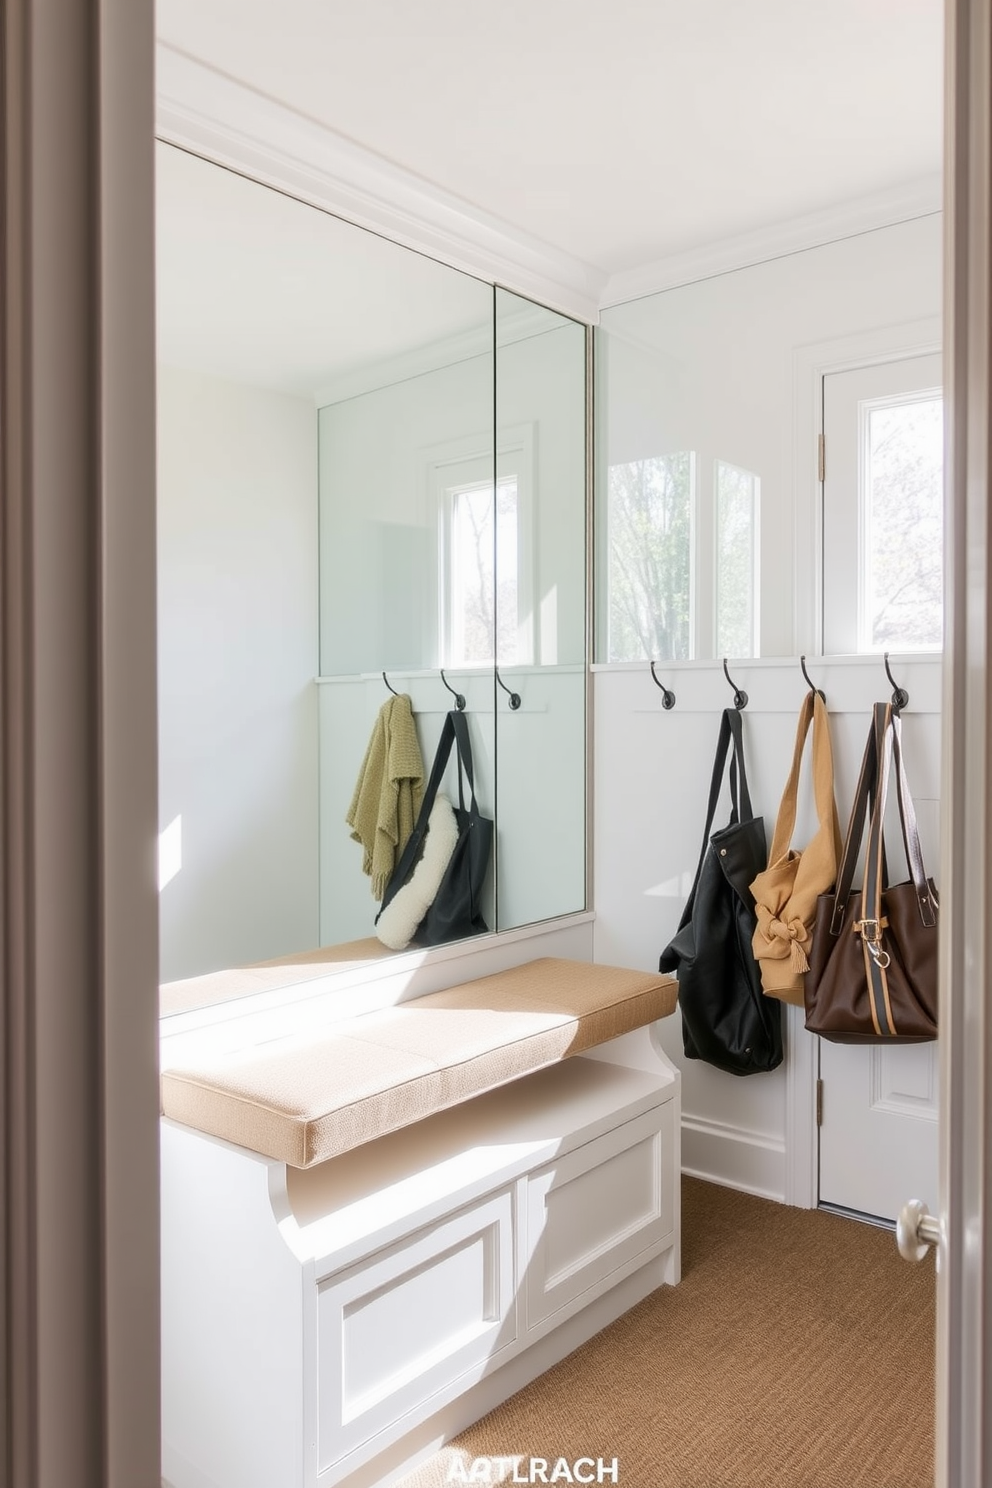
156,143,587,1010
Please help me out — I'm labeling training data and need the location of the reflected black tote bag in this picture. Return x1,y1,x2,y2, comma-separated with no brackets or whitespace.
659,708,783,1076
378,709,493,948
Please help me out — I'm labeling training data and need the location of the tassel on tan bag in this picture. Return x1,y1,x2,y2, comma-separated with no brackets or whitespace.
749,691,842,1005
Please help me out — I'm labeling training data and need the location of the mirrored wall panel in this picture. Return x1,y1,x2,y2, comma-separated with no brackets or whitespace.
494,290,587,930
156,143,588,1012
316,266,496,948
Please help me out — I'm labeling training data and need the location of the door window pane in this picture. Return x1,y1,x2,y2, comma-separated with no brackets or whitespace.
863,396,943,651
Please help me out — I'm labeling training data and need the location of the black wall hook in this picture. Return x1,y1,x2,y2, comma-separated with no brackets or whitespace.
440,668,466,711
649,661,676,710
883,652,910,712
722,657,748,710
495,667,521,710
382,670,400,697
799,655,826,702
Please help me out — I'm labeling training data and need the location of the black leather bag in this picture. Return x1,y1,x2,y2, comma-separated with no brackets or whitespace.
378,709,493,948
659,708,783,1076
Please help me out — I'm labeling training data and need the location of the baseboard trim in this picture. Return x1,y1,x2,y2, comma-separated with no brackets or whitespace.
681,1114,786,1202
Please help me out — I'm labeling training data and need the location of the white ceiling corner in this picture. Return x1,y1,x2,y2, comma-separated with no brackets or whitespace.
154,1,943,319
155,42,607,325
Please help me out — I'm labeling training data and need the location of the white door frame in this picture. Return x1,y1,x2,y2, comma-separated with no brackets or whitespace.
936,0,992,1479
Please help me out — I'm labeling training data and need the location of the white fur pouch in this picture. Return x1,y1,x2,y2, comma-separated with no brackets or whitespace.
375,793,459,951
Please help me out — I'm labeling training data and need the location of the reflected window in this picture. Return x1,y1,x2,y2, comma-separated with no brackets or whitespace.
435,426,533,669
445,475,520,666
862,395,943,651
716,461,759,658
605,454,693,663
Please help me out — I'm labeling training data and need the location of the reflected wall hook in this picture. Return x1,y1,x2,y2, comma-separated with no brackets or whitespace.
440,668,466,711
883,652,910,712
649,661,676,710
382,670,400,697
722,657,748,710
495,667,521,710
800,655,826,703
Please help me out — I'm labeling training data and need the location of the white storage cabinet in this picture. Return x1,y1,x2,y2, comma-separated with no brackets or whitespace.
161,1029,680,1488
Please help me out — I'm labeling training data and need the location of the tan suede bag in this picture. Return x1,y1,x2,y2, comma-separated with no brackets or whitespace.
749,691,842,1005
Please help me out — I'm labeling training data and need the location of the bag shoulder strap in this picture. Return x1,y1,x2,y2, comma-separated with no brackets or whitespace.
766,691,839,863
449,708,480,813
685,708,754,896
889,712,938,926
831,702,937,936
378,709,475,915
829,704,883,934
726,706,754,825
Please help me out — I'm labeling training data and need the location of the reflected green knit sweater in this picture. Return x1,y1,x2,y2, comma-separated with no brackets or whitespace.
346,694,425,900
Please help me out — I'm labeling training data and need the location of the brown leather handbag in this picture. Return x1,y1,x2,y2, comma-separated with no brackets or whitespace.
804,701,939,1043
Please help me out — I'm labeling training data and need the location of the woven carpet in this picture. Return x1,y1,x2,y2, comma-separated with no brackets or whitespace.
398,1177,936,1488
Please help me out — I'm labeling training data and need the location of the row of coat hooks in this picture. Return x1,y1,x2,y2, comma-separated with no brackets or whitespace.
382,668,522,710
649,652,910,713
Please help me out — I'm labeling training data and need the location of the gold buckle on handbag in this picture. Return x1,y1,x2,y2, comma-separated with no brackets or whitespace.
854,916,891,968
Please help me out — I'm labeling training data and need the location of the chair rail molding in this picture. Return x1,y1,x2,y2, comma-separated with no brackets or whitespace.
155,42,605,326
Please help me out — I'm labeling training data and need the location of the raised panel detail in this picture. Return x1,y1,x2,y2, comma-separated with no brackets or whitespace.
526,1106,671,1329
869,1042,939,1119
317,1190,515,1469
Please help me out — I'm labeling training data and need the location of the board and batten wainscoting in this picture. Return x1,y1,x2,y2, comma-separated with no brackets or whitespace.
592,655,942,1206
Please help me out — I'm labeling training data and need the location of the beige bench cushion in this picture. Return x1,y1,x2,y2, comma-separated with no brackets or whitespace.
160,957,678,1168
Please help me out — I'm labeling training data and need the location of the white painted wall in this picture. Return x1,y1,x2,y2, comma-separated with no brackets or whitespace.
157,364,319,981
598,213,943,659
593,658,942,1202
594,217,945,1200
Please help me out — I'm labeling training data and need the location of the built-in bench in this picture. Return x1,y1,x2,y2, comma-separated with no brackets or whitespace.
160,955,681,1488
161,956,678,1167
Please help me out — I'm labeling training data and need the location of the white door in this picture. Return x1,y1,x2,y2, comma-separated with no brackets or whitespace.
817,354,943,1223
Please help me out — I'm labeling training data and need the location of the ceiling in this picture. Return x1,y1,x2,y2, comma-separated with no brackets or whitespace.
155,0,944,278
155,142,496,396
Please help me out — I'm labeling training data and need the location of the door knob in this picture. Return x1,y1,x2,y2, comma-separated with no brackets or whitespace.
896,1198,941,1263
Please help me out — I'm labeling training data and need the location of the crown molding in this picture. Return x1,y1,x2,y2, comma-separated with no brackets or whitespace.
313,322,491,408
600,174,944,308
155,42,605,325
313,304,559,407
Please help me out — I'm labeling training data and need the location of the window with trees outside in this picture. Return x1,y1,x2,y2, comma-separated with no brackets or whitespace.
604,453,693,663
604,452,760,663
821,352,943,655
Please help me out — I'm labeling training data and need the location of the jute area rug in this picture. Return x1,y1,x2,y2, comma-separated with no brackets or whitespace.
398,1176,936,1488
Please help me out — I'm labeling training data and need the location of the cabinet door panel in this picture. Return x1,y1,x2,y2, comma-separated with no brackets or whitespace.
525,1104,673,1329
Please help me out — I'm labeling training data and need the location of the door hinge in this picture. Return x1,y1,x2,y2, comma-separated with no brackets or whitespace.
817,433,825,483
815,1078,824,1126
